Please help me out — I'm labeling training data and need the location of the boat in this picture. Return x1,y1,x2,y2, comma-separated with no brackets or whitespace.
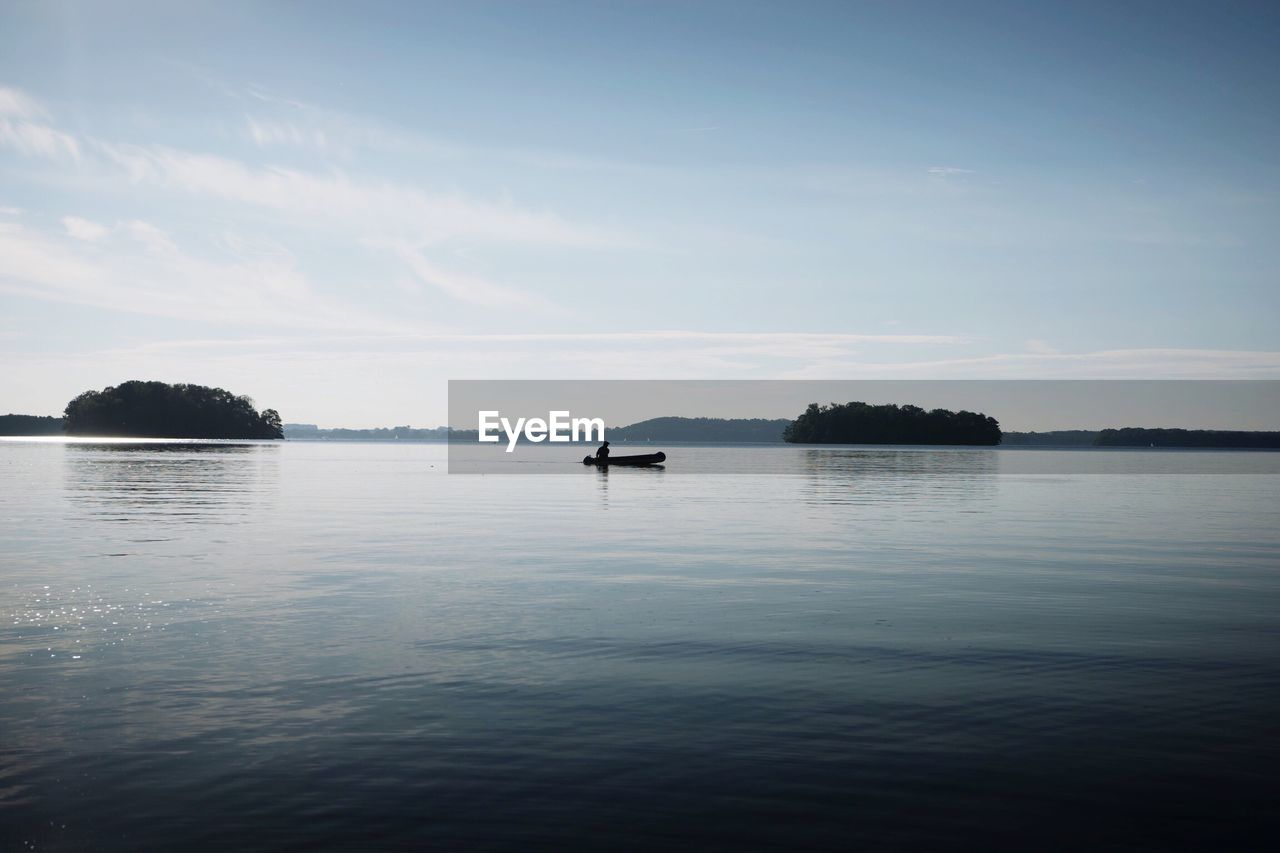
582,451,666,467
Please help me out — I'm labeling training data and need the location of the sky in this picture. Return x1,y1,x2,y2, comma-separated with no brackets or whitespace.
2,0,1279,427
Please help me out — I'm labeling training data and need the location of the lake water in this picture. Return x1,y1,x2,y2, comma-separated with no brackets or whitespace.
2,440,1279,850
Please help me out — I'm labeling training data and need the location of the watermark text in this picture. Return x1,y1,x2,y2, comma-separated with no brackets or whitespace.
478,410,605,452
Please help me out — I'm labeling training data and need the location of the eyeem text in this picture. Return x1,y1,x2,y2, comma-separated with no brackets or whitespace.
478,411,605,452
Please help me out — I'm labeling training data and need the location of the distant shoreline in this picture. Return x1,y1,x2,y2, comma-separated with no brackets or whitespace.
5,435,1279,454
5,413,1279,449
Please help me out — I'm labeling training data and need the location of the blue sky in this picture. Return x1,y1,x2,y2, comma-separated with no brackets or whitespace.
2,0,1278,426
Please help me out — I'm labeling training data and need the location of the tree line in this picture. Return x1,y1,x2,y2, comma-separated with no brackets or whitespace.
1094,428,1280,448
0,414,64,436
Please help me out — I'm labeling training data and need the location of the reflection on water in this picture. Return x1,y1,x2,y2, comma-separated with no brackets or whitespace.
63,442,278,524
800,447,998,506
801,446,1000,475
1,440,1279,851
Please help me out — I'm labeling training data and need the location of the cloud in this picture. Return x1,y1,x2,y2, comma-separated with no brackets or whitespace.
0,221,103,294
62,216,109,242
0,117,80,161
60,215,179,252
232,85,644,173
0,219,398,331
0,85,80,161
239,109,431,158
0,82,631,250
0,92,628,320
120,219,180,256
92,138,632,309
233,85,469,159
98,142,628,248
2,79,636,328
376,241,552,310
0,85,47,118
245,117,328,151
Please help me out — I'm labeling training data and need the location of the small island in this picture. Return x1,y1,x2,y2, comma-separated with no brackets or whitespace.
63,381,283,439
784,401,1002,445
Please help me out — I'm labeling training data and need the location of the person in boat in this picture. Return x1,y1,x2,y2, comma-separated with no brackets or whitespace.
595,440,610,462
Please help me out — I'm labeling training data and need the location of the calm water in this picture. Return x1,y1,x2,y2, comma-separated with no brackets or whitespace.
2,440,1279,851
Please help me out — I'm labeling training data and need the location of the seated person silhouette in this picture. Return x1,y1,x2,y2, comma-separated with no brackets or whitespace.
595,440,610,462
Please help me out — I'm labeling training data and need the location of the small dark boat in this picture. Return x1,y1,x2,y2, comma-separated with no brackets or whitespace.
583,451,666,467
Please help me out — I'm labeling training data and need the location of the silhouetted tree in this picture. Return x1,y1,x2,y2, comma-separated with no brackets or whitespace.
260,408,282,436
63,381,284,439
783,401,1001,445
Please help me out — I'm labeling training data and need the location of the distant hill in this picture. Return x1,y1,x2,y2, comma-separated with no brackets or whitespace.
0,414,64,436
608,417,791,443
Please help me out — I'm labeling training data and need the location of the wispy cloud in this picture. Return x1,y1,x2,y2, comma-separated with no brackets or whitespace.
5,86,637,315
89,136,633,309
235,91,456,159
0,219,397,331
245,117,329,151
0,117,80,161
0,81,634,318
0,85,47,119
374,241,554,310
120,219,180,256
0,84,81,162
98,142,629,249
62,216,109,242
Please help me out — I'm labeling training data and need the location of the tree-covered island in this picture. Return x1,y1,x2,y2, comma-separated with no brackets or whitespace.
63,381,283,439
784,401,1002,445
